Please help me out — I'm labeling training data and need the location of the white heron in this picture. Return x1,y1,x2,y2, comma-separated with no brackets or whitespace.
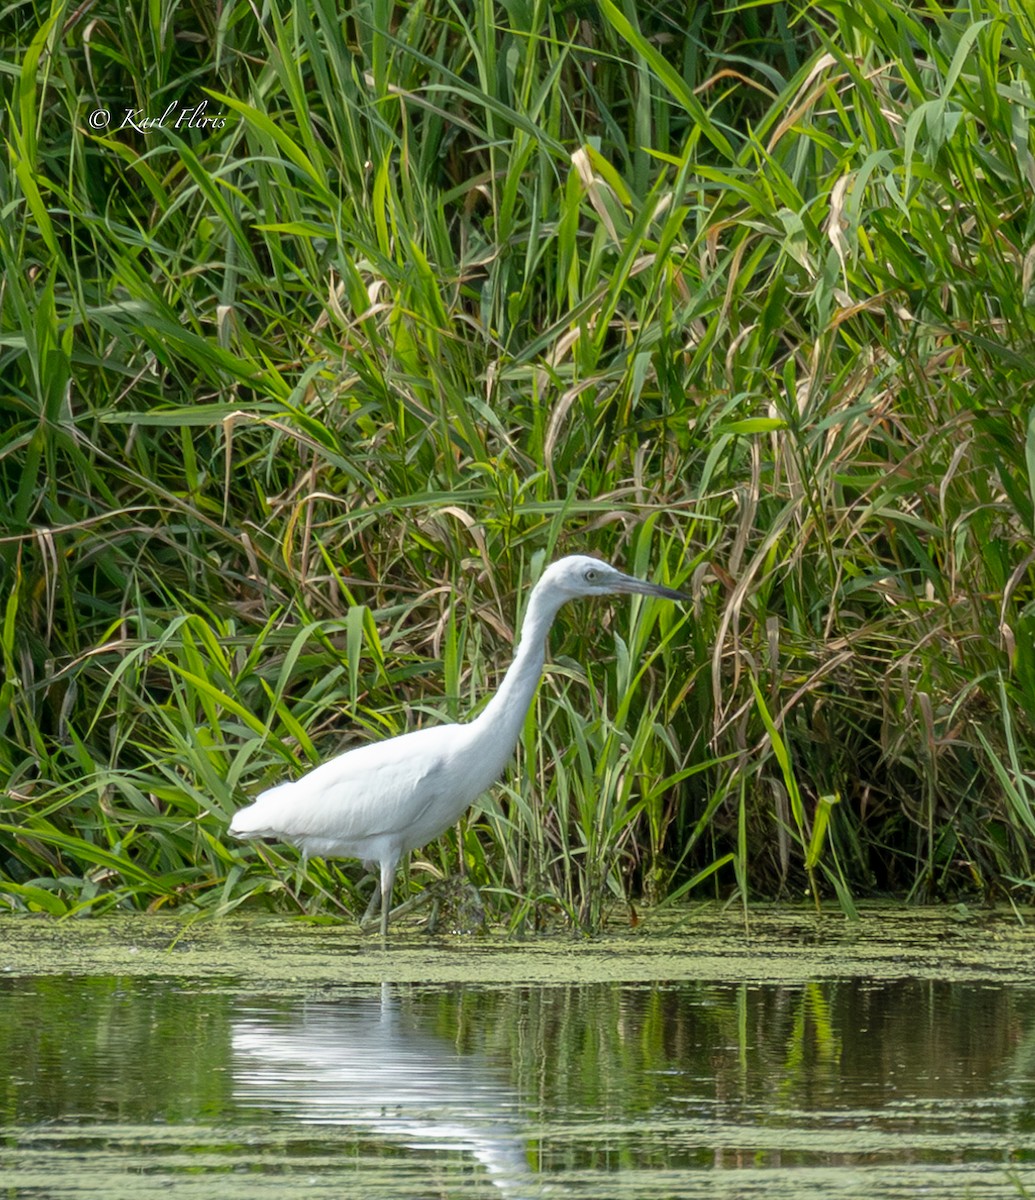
229,555,687,938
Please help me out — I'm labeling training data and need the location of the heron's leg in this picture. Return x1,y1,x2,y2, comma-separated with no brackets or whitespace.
356,856,382,926
361,879,381,925
379,855,399,942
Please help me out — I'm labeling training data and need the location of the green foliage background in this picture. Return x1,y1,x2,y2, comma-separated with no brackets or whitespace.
2,0,1035,927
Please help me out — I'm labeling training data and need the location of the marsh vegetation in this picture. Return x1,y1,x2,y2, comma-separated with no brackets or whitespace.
2,0,1035,927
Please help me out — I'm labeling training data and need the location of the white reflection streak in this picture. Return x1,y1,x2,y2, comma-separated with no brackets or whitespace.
232,984,536,1197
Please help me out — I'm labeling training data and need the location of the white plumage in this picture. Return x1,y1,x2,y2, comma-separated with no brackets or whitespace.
229,555,686,937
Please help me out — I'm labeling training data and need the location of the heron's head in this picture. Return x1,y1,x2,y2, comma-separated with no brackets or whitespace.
538,555,688,603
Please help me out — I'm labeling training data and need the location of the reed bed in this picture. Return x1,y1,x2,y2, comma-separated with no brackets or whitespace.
2,0,1034,927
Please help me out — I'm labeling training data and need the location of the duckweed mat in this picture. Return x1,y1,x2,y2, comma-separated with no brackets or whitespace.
2,905,1032,989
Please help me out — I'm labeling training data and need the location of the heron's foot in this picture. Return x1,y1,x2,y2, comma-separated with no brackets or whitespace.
358,888,433,934
357,878,485,935
359,895,428,936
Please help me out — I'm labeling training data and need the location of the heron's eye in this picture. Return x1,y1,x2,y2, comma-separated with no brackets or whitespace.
585,569,598,582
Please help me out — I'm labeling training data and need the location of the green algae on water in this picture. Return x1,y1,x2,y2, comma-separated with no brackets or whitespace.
1,904,1033,989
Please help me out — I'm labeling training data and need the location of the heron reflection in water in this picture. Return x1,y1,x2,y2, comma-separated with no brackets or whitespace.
232,984,536,1197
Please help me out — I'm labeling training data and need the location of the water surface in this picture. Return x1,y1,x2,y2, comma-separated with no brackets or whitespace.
2,974,1034,1197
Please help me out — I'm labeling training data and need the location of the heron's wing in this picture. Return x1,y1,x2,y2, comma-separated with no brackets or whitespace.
231,724,466,846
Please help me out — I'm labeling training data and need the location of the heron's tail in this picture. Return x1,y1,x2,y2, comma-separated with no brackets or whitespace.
228,780,296,838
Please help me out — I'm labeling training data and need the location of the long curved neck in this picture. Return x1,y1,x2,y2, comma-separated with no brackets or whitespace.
465,577,568,767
